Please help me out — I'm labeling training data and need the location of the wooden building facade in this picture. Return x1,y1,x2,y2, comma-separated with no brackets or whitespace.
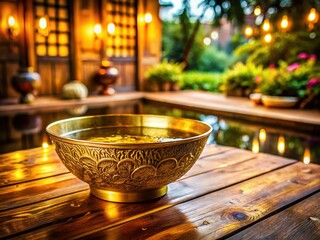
0,0,161,99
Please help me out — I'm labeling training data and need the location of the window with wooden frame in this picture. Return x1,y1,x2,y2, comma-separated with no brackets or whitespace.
33,0,70,58
104,0,137,59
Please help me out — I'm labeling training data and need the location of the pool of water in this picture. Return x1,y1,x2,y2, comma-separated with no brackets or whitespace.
1,100,319,164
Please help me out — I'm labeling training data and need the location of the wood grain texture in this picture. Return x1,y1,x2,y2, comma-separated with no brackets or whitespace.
0,173,87,212
78,163,320,240
227,191,320,240
2,148,295,239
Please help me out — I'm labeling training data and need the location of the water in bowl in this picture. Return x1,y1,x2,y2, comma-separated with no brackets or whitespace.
64,126,196,144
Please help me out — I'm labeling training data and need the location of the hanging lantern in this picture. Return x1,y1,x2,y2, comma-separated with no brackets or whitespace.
277,136,285,155
307,8,319,31
264,33,272,43
244,26,253,38
262,19,271,32
254,6,262,16
280,15,290,32
307,8,319,23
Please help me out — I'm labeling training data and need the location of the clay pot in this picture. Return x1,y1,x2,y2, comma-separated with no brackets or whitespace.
11,67,41,103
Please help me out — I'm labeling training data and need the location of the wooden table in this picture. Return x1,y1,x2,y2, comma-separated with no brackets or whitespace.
1,144,320,239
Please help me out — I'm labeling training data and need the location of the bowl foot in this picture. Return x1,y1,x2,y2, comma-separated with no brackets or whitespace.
90,186,168,203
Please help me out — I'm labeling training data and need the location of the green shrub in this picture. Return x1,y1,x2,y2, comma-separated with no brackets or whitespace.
145,60,184,83
223,62,263,95
194,46,233,72
181,71,223,92
234,32,320,67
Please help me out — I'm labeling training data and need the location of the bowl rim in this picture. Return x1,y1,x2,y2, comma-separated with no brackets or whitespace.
46,113,212,147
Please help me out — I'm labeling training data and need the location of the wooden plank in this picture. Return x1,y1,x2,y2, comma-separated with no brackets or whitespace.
183,148,258,178
76,163,320,240
0,148,62,184
227,191,320,240
143,91,320,132
0,174,87,212
3,153,295,239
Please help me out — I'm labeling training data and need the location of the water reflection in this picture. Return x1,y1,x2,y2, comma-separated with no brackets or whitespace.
303,148,311,164
13,113,42,134
277,136,286,155
67,105,88,116
252,138,259,153
259,128,266,143
0,102,319,165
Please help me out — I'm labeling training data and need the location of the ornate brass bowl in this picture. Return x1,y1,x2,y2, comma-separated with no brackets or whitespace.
46,114,212,202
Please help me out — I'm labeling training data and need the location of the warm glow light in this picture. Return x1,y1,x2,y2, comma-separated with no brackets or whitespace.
277,136,285,155
38,16,50,37
262,19,271,32
252,139,260,153
39,17,48,30
13,153,23,160
280,15,289,30
101,59,110,67
94,23,102,36
254,6,261,16
14,169,25,180
259,129,266,143
203,37,211,46
40,165,55,173
244,26,253,38
144,13,153,23
211,31,219,40
8,16,16,27
107,23,115,35
307,8,318,23
303,148,311,164
42,142,49,149
264,33,272,43
7,16,18,38
105,207,119,218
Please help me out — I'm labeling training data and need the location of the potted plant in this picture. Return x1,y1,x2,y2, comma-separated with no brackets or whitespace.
300,77,320,109
258,55,318,108
223,62,263,97
145,60,184,91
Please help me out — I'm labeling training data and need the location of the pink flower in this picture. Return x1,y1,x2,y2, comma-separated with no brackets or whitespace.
287,62,300,72
298,52,309,59
309,54,317,60
306,78,320,88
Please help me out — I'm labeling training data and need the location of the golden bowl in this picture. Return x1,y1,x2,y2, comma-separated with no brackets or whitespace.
46,114,212,202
